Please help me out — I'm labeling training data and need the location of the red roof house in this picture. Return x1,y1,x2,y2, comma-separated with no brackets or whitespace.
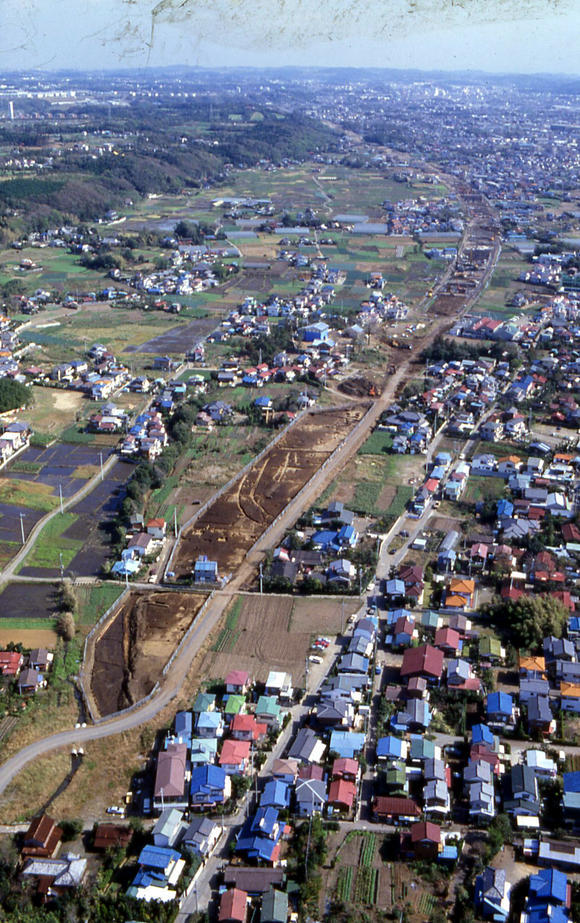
219,887,248,923
400,645,444,682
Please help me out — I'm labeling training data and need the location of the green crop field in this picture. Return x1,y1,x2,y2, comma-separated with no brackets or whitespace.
18,513,83,571
0,478,57,512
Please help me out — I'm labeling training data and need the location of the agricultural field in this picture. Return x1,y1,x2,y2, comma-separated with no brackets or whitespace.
0,246,106,295
325,830,444,922
89,590,207,717
463,475,507,505
173,405,368,578
473,248,545,317
202,592,358,686
17,456,131,579
323,450,424,520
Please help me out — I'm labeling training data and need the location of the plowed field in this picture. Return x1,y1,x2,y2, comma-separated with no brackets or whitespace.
90,591,206,717
173,406,367,577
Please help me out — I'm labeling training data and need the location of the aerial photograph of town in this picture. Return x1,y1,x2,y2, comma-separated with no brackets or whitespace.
0,1,580,921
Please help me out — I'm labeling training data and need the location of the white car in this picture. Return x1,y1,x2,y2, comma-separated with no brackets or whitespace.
309,655,323,664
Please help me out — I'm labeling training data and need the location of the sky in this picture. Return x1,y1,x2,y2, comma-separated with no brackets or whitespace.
2,0,580,74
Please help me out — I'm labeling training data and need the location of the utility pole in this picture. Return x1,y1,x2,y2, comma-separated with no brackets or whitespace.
98,452,104,481
174,506,178,536
59,552,64,581
19,512,25,545
259,562,263,595
59,482,64,515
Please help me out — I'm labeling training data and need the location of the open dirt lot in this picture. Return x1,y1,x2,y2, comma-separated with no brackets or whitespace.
173,406,367,577
90,591,207,717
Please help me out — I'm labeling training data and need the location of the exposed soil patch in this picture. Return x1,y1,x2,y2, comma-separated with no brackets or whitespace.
174,406,368,578
90,591,207,717
338,375,381,398
0,582,58,619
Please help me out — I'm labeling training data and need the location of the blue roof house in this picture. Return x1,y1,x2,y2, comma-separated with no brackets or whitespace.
472,724,495,747
329,730,366,760
190,764,229,806
236,807,283,862
193,555,218,584
486,692,515,729
261,780,291,810
376,736,406,763
138,845,181,878
196,710,224,739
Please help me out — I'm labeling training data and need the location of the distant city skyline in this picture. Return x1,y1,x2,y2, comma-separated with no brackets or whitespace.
2,0,579,76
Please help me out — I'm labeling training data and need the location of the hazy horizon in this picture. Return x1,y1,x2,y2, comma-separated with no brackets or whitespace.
2,0,580,77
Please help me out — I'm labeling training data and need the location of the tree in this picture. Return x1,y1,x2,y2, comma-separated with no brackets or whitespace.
483,594,569,650
0,379,30,413
56,610,76,642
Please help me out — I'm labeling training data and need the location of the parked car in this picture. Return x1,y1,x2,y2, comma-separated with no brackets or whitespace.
309,655,323,664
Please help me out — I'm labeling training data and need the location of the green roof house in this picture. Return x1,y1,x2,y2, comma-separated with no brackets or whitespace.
192,692,216,713
261,887,289,923
256,696,282,727
479,636,505,663
224,694,246,718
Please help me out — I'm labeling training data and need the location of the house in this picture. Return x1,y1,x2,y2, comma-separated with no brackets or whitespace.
190,764,230,807
295,777,327,817
231,714,268,742
220,739,251,775
224,695,246,721
486,692,515,729
265,671,293,700
261,780,291,810
376,736,408,764
327,779,357,814
255,696,282,728
409,821,441,861
434,627,462,655
400,644,444,683
27,648,53,673
329,730,366,760
219,887,248,923
92,824,132,852
288,728,326,765
21,854,87,900
332,757,360,782
236,807,284,863
226,670,251,695
560,683,580,713
562,771,580,828
519,655,547,679
194,555,219,584
522,868,571,923
183,815,221,858
0,650,23,678
474,867,511,921
260,888,289,923
152,808,186,849
21,815,63,859
372,796,420,824
193,692,216,713
17,667,41,694
527,695,555,736
223,867,286,897
196,710,224,738
504,765,540,817
524,750,557,779
445,578,475,609
146,518,167,540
